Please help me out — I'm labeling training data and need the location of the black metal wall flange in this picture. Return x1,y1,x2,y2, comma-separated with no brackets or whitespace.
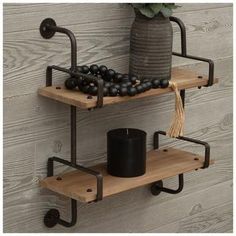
40,18,57,39
44,200,77,228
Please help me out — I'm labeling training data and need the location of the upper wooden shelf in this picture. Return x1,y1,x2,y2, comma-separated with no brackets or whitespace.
40,147,214,203
38,68,218,109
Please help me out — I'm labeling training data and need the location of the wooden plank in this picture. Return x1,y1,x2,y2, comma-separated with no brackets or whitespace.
38,68,219,109
40,148,214,202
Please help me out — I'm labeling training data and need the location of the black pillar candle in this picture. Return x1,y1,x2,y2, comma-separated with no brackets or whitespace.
107,128,146,177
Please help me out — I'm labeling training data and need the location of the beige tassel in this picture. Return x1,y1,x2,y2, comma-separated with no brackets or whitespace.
167,81,185,138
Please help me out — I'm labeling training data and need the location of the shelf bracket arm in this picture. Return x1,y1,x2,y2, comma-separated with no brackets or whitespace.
40,18,77,72
170,16,214,87
43,105,103,228
151,174,184,196
154,130,210,169
44,156,103,228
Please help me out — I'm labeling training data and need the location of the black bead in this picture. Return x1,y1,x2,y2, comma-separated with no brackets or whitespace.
105,69,116,81
89,64,99,75
77,66,83,73
109,86,118,96
77,77,83,86
141,83,148,92
104,82,113,88
81,79,89,86
127,87,137,96
114,73,123,83
103,87,109,96
121,76,130,83
77,78,84,90
99,65,107,76
119,87,128,96
120,81,132,88
120,82,128,88
88,86,98,95
136,84,144,94
126,81,132,87
82,85,90,93
81,65,90,74
152,79,160,88
65,77,77,90
160,79,169,88
113,84,120,90
130,75,138,84
146,81,152,90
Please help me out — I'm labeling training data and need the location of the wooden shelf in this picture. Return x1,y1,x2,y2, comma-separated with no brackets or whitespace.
38,68,218,109
40,148,214,203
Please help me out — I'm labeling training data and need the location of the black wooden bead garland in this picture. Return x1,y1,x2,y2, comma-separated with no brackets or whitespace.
64,64,170,97
64,64,185,138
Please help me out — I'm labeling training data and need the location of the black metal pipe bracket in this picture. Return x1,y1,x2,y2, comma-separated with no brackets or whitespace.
170,16,215,87
154,130,210,169
40,18,104,108
151,174,184,196
43,105,103,228
44,156,103,228
150,130,210,196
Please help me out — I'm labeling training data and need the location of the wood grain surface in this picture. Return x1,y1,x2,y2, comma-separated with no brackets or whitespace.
38,68,218,109
3,3,233,233
40,148,213,202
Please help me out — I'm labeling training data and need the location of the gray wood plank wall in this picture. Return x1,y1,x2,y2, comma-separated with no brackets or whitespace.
3,3,233,233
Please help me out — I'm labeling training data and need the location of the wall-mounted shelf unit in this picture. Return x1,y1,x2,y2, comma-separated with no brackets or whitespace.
38,17,218,229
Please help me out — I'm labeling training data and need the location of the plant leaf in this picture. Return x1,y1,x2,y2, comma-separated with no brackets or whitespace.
160,7,173,17
139,7,155,18
149,3,163,15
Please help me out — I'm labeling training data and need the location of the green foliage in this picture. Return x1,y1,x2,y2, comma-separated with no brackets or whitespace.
130,3,181,18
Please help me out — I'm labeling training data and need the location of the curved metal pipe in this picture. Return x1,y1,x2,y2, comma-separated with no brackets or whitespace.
170,16,187,56
46,24,77,72
58,199,77,227
158,174,184,194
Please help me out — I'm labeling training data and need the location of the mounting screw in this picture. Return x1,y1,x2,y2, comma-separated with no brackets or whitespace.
44,209,60,228
40,18,57,39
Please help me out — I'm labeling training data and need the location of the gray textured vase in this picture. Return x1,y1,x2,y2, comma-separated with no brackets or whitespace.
129,12,173,81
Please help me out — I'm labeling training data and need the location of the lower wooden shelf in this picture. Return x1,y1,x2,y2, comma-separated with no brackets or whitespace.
40,148,213,203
